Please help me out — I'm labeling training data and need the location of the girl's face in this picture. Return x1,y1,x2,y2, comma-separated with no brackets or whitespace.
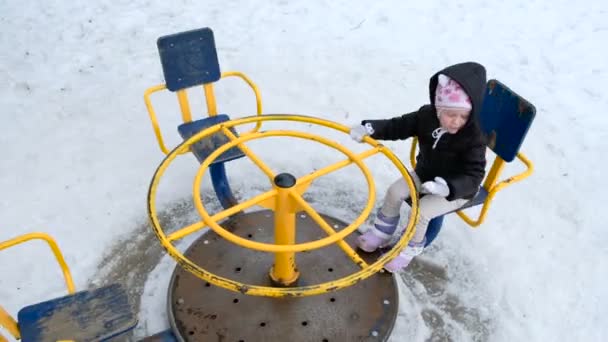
437,107,471,134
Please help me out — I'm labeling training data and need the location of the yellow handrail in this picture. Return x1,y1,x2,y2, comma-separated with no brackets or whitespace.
409,138,534,227
144,71,264,155
148,114,420,297
0,232,76,340
0,305,20,341
143,84,171,154
410,136,418,168
220,71,263,134
0,233,75,293
457,152,534,227
190,129,377,252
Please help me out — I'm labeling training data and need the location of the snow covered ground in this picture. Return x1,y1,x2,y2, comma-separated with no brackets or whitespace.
1,0,607,341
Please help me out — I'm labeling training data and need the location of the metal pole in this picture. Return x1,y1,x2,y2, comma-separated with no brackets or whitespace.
269,173,299,286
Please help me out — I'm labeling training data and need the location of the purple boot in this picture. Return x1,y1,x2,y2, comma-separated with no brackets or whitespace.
356,227,392,253
357,211,400,252
383,237,426,273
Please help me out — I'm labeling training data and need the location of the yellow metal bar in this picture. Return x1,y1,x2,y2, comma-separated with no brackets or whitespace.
297,147,380,187
221,71,263,134
257,193,279,210
483,156,507,189
410,137,418,168
290,190,369,268
166,189,278,242
203,83,218,116
458,152,534,227
221,71,262,115
0,233,75,294
269,185,299,285
144,84,170,154
145,71,261,152
176,90,193,123
221,126,275,181
0,306,19,340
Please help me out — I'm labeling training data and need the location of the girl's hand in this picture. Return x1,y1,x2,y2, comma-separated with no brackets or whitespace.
421,177,450,197
349,123,374,142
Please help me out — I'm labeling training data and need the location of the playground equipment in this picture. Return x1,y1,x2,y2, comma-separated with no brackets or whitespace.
0,234,136,342
143,27,419,340
0,27,535,342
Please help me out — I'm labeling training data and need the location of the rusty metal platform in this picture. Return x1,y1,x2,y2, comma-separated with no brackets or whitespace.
167,210,399,341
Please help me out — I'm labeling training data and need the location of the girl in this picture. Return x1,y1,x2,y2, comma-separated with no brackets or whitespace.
350,62,487,273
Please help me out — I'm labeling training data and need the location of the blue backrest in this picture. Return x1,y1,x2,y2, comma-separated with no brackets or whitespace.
478,79,536,162
157,27,221,92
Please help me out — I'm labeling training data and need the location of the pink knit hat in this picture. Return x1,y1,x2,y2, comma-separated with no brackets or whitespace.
435,74,472,110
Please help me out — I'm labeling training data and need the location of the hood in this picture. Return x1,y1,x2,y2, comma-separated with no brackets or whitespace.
429,62,487,131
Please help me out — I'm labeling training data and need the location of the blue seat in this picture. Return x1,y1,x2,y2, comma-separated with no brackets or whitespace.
17,283,137,342
445,186,489,214
177,114,246,165
421,188,487,246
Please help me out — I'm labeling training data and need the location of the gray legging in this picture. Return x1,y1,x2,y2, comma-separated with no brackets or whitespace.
375,173,468,243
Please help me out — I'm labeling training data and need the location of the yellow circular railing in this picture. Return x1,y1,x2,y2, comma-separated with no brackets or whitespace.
148,114,419,297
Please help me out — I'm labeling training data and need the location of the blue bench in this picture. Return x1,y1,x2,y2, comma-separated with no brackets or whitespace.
17,283,137,342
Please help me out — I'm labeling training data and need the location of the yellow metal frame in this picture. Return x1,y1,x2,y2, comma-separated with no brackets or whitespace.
0,233,76,341
143,71,263,154
148,114,420,297
409,137,534,227
0,306,19,342
457,153,533,227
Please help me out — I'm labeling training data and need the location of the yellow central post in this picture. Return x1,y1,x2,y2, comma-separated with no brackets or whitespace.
269,173,300,286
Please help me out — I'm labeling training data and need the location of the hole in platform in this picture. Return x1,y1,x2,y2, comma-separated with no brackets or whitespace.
330,297,336,302
233,298,239,303
247,233,253,238
322,339,329,342
210,314,217,320
327,268,334,272
235,267,242,273
259,322,266,327
301,321,308,326
188,331,194,336
205,282,211,287
239,340,245,342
